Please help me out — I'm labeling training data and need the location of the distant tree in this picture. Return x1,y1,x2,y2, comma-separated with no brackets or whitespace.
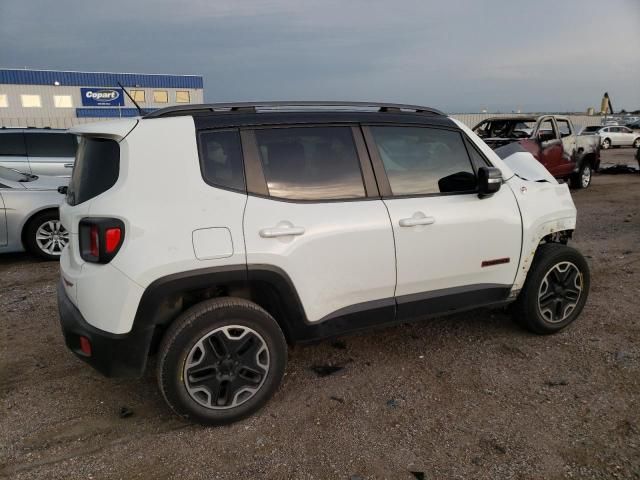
620,109,627,114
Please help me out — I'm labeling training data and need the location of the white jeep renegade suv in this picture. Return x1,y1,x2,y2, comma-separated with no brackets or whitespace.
58,102,589,425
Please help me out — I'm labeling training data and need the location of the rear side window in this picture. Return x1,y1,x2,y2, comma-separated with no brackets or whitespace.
0,133,26,156
198,130,245,192
370,126,477,196
557,120,571,138
67,137,119,206
25,133,77,157
254,126,365,201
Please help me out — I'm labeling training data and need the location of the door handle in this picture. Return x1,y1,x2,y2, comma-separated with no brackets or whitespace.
399,216,435,227
259,226,305,238
64,163,74,168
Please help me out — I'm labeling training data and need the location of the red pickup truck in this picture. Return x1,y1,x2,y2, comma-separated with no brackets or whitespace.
473,115,601,189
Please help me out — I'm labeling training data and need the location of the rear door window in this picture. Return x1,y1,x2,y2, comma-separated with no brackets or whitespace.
369,126,477,196
254,126,365,201
25,133,77,157
0,133,27,156
197,129,246,192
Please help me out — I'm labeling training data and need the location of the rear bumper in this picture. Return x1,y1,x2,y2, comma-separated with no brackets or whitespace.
57,280,154,377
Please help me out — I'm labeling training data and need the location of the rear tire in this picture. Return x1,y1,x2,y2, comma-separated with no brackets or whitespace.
512,244,590,334
157,297,287,426
570,162,592,189
633,138,640,148
23,210,69,260
601,138,611,149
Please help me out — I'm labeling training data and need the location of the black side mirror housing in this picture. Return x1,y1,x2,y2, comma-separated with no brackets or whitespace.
478,166,502,198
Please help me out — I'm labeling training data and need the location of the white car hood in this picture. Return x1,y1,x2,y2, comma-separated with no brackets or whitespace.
502,151,557,183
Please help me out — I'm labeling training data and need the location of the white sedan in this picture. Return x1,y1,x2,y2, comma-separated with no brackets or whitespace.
0,166,69,260
581,125,640,149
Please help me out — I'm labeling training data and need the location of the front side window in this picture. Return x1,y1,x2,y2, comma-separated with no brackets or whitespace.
255,126,365,201
21,94,41,108
198,129,245,191
25,133,77,157
370,126,477,196
153,90,168,103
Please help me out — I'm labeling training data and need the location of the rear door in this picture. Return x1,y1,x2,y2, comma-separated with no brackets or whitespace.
363,124,521,321
0,132,30,173
242,125,396,325
25,133,77,177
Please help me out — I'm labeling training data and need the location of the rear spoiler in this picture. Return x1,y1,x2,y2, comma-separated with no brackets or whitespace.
69,119,138,142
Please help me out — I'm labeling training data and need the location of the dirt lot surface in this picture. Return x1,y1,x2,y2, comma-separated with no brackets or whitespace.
1,149,639,479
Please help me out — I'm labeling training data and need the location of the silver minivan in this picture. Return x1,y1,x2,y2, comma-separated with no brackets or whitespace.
0,128,77,176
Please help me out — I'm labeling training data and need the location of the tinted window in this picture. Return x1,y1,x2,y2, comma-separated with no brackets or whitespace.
370,126,477,196
0,133,26,156
67,138,119,206
582,126,601,132
198,130,245,191
255,126,365,200
25,133,77,157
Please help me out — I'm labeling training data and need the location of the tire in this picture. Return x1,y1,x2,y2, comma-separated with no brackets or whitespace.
570,162,592,189
633,138,640,149
601,138,611,149
512,243,590,335
23,210,69,260
157,297,287,426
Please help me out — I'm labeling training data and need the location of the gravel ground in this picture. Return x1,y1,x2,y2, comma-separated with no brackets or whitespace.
1,149,639,480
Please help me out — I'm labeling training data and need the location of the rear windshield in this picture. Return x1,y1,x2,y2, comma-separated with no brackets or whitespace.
67,137,119,206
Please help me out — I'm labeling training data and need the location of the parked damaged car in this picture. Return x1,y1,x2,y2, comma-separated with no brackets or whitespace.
473,116,600,189
0,166,69,260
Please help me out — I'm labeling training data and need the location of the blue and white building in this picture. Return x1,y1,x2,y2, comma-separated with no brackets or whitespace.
0,68,204,128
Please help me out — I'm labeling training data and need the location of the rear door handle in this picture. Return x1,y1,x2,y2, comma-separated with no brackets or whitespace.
399,215,435,227
64,163,74,168
259,226,305,238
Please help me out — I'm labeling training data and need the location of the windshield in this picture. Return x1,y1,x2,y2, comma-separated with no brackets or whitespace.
0,165,31,182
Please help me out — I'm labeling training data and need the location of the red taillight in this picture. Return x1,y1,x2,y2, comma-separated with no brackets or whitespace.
105,227,122,254
79,336,92,356
90,225,100,258
79,218,125,263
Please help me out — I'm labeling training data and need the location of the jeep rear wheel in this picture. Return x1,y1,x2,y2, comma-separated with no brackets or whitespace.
512,243,590,334
157,297,287,425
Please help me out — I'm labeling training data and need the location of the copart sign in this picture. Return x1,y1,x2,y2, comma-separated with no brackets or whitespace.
81,88,125,106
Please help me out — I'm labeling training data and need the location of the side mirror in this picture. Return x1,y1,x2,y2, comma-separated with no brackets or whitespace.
478,167,502,198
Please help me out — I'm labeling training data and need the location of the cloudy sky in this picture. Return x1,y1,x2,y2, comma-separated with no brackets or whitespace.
1,0,638,113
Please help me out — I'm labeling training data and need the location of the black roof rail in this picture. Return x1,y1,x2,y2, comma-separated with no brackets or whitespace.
144,101,444,119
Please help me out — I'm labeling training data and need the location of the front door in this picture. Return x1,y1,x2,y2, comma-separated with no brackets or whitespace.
363,125,521,321
242,125,396,324
535,117,564,177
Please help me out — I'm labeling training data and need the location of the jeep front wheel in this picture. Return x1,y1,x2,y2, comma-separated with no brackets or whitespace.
512,244,590,334
157,297,287,425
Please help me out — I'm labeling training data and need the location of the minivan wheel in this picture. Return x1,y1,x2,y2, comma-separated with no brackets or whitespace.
24,210,69,260
601,138,611,149
157,297,287,426
512,243,590,335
